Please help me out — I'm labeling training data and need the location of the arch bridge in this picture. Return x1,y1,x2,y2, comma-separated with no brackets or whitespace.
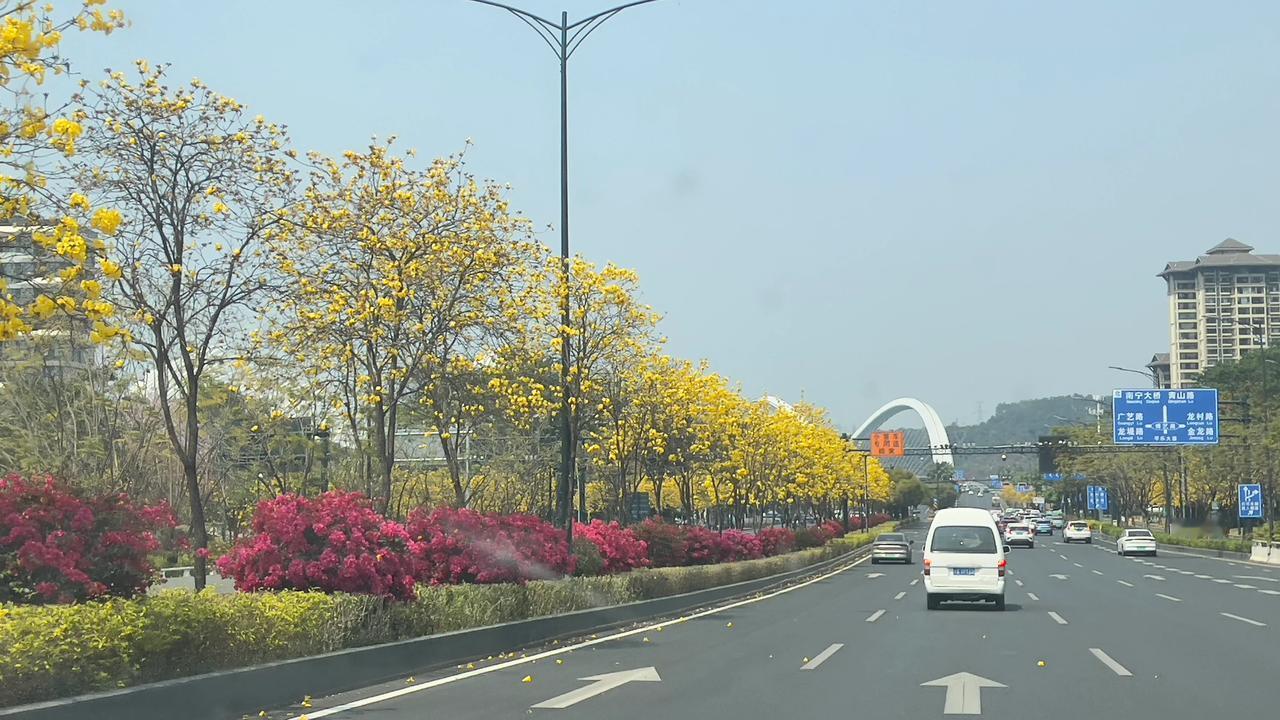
853,397,954,466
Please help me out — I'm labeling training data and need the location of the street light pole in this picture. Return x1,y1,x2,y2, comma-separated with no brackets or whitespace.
467,1,662,546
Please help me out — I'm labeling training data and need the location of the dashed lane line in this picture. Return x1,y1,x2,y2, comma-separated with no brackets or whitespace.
1090,648,1133,677
1048,611,1069,625
1221,612,1267,627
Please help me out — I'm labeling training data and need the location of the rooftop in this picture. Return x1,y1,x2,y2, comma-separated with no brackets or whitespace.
1159,238,1280,278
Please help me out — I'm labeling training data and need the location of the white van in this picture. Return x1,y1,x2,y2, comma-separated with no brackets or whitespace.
923,507,1008,610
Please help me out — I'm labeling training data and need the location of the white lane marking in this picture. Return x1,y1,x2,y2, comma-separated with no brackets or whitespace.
1117,580,1135,587
910,578,920,586
1221,612,1267,627
1156,593,1182,602
894,591,906,600
1014,579,1024,587
1090,648,1133,677
285,546,873,719
1027,592,1040,601
866,572,885,579
1234,575,1280,583
1059,554,1069,560
1073,562,1084,568
1195,574,1213,579
801,643,844,670
531,667,660,709
1234,584,1257,590
1047,611,1068,625
1143,574,1166,581
1213,579,1233,584
1177,570,1195,575
1259,589,1280,596
921,672,1006,715
866,609,886,623
1049,574,1069,580
1091,569,1104,576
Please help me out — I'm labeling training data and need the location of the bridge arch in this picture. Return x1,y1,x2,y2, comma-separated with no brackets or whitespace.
853,397,954,466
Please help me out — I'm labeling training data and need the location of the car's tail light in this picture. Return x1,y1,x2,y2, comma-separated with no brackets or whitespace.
923,558,931,576
998,559,1007,577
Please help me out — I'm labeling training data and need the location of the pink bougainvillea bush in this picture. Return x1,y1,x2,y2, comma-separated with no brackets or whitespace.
819,520,847,542
630,519,688,567
407,507,573,585
574,520,649,573
717,529,764,562
216,491,418,600
0,474,177,604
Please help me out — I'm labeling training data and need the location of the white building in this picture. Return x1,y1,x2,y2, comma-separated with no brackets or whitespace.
1159,238,1280,388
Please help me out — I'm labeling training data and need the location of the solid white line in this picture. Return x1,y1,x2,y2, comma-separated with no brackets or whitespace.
866,609,886,623
1177,570,1195,575
1195,574,1213,579
1090,648,1133,677
1048,611,1068,625
1117,580,1134,587
1221,612,1267,627
1213,579,1233,584
894,591,906,600
1234,584,1257,590
1092,569,1104,576
1027,592,1040,601
1156,593,1182,602
286,549,873,719
801,643,844,670
910,578,920,586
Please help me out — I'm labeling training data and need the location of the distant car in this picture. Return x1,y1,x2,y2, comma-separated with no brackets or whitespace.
1004,523,1035,548
1050,516,1065,529
871,532,913,564
1034,518,1053,535
1062,521,1092,543
1117,528,1158,557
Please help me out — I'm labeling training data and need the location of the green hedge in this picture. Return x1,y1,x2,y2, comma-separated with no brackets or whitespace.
0,523,892,708
1085,520,1251,553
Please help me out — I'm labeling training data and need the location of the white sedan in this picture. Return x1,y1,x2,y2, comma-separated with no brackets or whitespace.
1117,528,1158,557
1062,521,1092,543
1004,523,1035,548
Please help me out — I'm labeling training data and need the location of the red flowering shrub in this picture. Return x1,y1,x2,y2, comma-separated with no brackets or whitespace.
757,527,796,556
631,519,687,567
849,513,891,531
574,520,649,573
793,526,826,549
0,474,177,604
718,529,764,561
681,525,723,565
819,520,846,541
216,491,418,600
407,508,572,585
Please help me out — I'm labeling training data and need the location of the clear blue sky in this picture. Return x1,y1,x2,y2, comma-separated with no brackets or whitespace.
67,0,1280,429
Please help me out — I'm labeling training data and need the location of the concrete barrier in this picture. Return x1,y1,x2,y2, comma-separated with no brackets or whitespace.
1250,540,1280,565
0,541,877,720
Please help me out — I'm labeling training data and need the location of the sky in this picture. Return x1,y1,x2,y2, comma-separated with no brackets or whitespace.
64,0,1280,430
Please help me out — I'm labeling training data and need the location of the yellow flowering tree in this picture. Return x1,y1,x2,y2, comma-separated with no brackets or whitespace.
268,142,540,512
70,63,296,589
0,1,125,339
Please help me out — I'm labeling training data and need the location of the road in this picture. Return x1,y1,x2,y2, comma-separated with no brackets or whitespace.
265,516,1280,720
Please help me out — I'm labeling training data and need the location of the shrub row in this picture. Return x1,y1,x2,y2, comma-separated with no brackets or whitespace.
1088,520,1252,553
0,524,893,707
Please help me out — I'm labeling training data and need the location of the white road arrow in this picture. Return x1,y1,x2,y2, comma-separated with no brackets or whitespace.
1143,574,1166,581
1049,574,1069,580
866,572,885,579
531,667,661,709
921,672,1006,715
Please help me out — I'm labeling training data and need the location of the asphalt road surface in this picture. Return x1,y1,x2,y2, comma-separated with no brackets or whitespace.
266,518,1279,720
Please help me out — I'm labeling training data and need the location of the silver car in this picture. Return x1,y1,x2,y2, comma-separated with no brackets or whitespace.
871,532,914,564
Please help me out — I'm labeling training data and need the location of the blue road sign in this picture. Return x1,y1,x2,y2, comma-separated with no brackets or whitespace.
1087,485,1109,511
953,469,966,481
1239,484,1263,519
990,480,1003,489
1073,473,1086,481
1042,473,1063,482
1016,484,1031,494
1112,388,1219,445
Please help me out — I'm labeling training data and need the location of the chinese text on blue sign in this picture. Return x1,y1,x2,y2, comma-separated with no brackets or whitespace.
1238,484,1263,519
1112,389,1219,445
1087,485,1109,511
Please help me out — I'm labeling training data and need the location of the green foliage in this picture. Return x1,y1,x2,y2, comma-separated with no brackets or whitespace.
947,395,1100,478
570,537,605,577
0,522,893,707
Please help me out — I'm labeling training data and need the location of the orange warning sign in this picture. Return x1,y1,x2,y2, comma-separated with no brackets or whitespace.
870,431,905,458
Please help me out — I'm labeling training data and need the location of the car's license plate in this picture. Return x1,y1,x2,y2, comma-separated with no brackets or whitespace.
953,568,976,576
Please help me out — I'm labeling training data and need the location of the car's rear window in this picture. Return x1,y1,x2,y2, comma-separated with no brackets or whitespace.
1068,522,1088,529
930,525,998,553
877,534,905,543
1127,530,1153,538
